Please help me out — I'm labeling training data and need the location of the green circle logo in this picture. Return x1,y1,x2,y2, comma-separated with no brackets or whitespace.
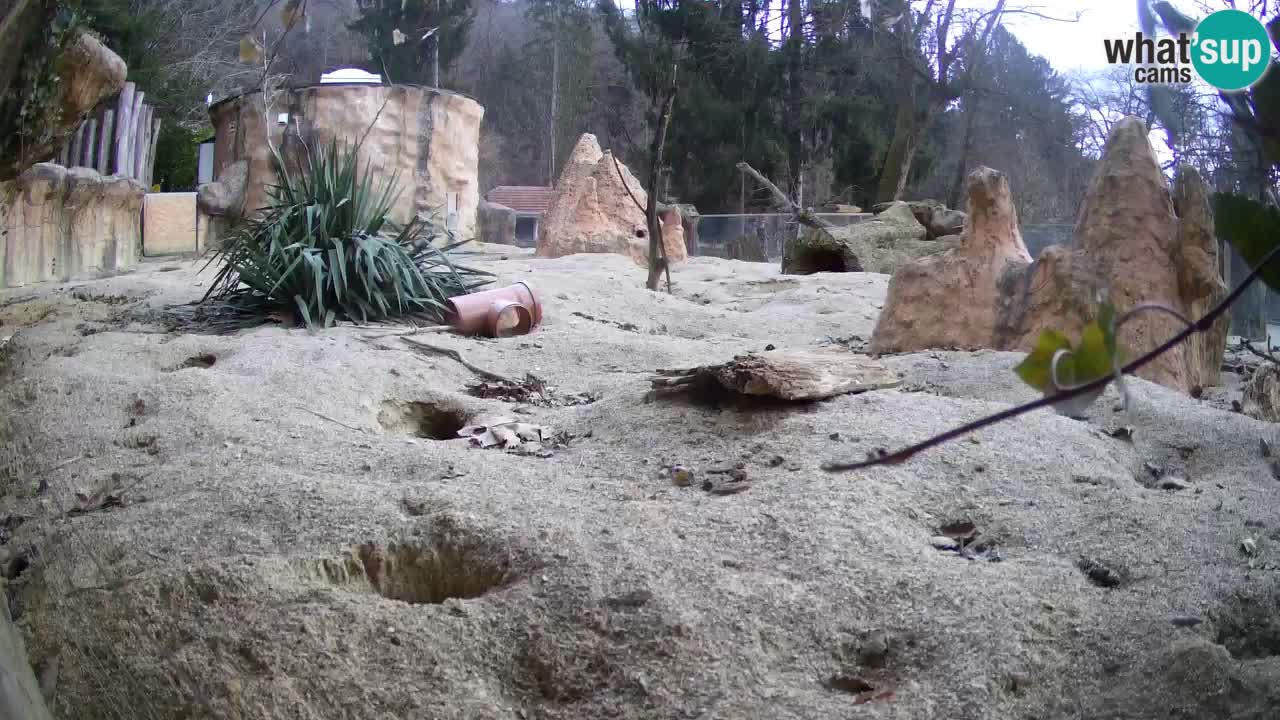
1191,9,1273,91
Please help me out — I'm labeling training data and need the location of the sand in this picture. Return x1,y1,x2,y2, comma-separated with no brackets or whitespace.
1,244,1278,719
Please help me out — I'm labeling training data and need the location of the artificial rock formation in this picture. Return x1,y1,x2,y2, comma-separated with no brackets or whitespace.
0,163,143,288
208,85,483,239
0,30,127,181
478,200,517,246
535,134,687,268
785,201,956,275
870,171,1030,350
871,117,1229,394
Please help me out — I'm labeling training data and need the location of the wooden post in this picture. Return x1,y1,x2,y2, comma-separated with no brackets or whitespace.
98,109,115,175
83,118,98,169
113,83,135,176
145,117,162,187
133,104,151,181
57,143,70,166
126,92,145,179
69,123,86,168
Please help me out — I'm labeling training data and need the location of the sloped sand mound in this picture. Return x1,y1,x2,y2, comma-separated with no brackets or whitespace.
1,245,1278,719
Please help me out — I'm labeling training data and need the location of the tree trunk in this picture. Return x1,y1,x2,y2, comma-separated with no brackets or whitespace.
784,0,805,202
645,69,678,291
548,20,559,186
947,92,979,208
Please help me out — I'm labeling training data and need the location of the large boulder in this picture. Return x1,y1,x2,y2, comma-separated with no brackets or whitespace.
783,201,947,275
478,200,517,246
871,117,1229,395
0,30,127,181
535,134,687,268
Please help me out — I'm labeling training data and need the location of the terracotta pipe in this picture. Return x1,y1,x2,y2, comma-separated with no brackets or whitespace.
444,282,542,337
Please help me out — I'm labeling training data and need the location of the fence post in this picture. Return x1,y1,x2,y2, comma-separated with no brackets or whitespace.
98,109,114,175
113,83,135,176
69,123,85,168
83,118,98,168
133,104,150,181
145,117,161,188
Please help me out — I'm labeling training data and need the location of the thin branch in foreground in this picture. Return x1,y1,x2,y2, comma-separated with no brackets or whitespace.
822,242,1280,472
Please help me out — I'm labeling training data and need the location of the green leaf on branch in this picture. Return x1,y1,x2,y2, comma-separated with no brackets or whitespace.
1014,303,1126,416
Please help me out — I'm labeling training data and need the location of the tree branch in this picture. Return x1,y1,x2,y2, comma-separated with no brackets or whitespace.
735,161,834,231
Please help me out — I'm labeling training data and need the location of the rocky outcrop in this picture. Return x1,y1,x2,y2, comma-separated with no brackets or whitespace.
208,85,483,239
871,117,1229,394
1,30,127,181
1,163,143,288
872,198,966,241
197,159,248,218
478,200,517,246
535,134,686,268
784,201,950,275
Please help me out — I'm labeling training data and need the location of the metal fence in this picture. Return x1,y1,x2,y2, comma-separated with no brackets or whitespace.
693,213,872,260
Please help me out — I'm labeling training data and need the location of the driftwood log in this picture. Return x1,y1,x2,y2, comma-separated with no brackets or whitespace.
651,350,901,401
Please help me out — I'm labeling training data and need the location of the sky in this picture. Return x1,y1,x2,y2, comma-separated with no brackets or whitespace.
1003,0,1136,73
1002,0,1135,74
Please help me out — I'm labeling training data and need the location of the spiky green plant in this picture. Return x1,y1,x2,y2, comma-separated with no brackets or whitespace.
200,140,491,329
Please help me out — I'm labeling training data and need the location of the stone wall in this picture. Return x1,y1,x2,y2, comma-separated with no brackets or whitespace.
1,163,143,288
208,84,484,240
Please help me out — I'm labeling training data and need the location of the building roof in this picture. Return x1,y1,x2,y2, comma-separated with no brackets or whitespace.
487,186,556,215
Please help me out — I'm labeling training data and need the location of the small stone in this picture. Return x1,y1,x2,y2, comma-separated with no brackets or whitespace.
1145,461,1165,479
768,455,785,467
1170,615,1203,628
1109,426,1134,441
1241,537,1258,556
829,432,841,441
671,465,693,487
1160,477,1190,491
1262,438,1272,458
930,536,958,550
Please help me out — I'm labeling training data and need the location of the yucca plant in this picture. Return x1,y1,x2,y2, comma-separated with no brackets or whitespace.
200,139,491,329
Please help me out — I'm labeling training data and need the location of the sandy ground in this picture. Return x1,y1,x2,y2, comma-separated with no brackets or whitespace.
1,244,1279,720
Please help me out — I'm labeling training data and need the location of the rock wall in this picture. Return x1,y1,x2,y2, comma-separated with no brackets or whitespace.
870,117,1228,394
1,163,143,288
536,134,687,268
208,84,484,240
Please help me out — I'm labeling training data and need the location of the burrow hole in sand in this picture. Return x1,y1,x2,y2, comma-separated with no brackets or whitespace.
317,540,513,605
1215,589,1280,659
165,353,217,372
377,400,468,440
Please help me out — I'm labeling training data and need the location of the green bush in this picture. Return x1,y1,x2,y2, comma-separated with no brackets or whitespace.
202,140,491,329
151,122,205,191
